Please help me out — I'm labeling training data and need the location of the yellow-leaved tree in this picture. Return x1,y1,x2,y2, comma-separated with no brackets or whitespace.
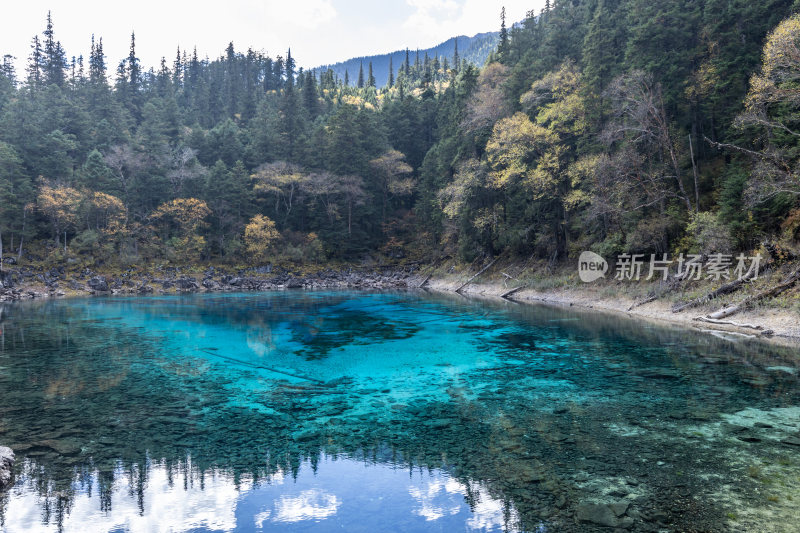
150,198,210,261
733,14,800,202
244,214,280,262
36,180,83,253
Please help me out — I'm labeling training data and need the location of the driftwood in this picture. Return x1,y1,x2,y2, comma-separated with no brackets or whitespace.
501,272,519,287
455,258,498,293
628,295,658,311
672,270,758,313
706,269,800,320
417,273,432,288
693,316,764,331
501,285,527,299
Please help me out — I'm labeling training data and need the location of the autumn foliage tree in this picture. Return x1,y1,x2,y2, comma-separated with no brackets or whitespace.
732,14,800,202
36,181,82,253
150,198,211,261
244,214,280,262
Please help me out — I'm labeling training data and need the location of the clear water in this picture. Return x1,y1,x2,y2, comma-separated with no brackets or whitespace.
0,291,799,532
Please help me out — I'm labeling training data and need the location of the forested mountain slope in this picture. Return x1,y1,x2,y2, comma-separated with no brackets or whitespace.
1,2,799,269
313,31,499,89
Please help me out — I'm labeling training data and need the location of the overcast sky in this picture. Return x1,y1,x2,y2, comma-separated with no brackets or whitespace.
1,0,544,74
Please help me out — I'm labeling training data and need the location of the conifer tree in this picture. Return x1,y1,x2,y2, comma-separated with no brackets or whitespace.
387,56,394,87
173,46,182,87
27,36,42,92
43,11,66,87
498,7,510,59
357,61,364,88
367,62,376,87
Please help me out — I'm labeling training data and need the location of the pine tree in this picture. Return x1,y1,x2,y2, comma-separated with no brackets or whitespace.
453,38,460,73
387,56,394,88
127,32,140,94
303,70,318,117
404,48,410,76
344,69,350,87
89,35,107,85
357,61,364,88
171,47,181,87
498,6,510,59
117,32,143,118
285,48,295,88
43,11,66,87
27,36,42,91
367,61,376,87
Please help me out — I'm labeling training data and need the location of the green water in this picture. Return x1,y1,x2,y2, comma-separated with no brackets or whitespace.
0,291,799,532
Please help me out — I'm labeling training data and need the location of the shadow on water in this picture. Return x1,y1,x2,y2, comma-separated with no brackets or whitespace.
0,291,799,532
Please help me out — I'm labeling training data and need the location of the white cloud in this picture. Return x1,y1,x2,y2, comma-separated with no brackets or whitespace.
402,0,539,44
273,489,342,522
0,0,544,74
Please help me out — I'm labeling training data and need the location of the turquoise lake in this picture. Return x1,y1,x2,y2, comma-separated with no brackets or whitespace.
1,291,800,532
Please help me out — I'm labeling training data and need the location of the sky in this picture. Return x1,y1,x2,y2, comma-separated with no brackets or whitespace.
1,0,544,75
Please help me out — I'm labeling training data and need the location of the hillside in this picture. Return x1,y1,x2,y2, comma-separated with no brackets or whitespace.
311,31,499,87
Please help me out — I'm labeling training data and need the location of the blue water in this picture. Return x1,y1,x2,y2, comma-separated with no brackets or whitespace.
0,291,799,532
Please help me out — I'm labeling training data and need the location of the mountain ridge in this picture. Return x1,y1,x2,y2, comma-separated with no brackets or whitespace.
310,31,499,87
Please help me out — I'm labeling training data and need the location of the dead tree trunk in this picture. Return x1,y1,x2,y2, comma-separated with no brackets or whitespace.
672,269,759,313
455,258,498,293
706,269,800,320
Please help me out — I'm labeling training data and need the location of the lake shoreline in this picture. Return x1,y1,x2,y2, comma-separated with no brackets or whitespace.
425,275,800,346
2,261,799,346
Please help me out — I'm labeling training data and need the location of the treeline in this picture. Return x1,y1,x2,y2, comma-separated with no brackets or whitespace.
1,2,800,268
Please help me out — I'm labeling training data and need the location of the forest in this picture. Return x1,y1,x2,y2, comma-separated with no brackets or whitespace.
2,0,800,270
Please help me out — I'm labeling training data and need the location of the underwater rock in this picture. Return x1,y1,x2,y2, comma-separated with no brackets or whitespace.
575,502,628,528
0,446,14,489
36,439,81,456
780,436,800,446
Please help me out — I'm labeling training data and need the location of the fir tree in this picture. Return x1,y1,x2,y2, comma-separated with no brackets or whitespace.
498,6,510,59
357,61,364,88
26,36,42,91
387,56,394,87
367,62,375,87
43,11,66,87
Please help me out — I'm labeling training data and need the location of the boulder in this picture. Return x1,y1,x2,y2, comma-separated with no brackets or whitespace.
286,278,304,289
0,446,14,489
87,276,109,292
576,502,629,528
176,277,199,291
202,278,221,290
137,284,154,294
